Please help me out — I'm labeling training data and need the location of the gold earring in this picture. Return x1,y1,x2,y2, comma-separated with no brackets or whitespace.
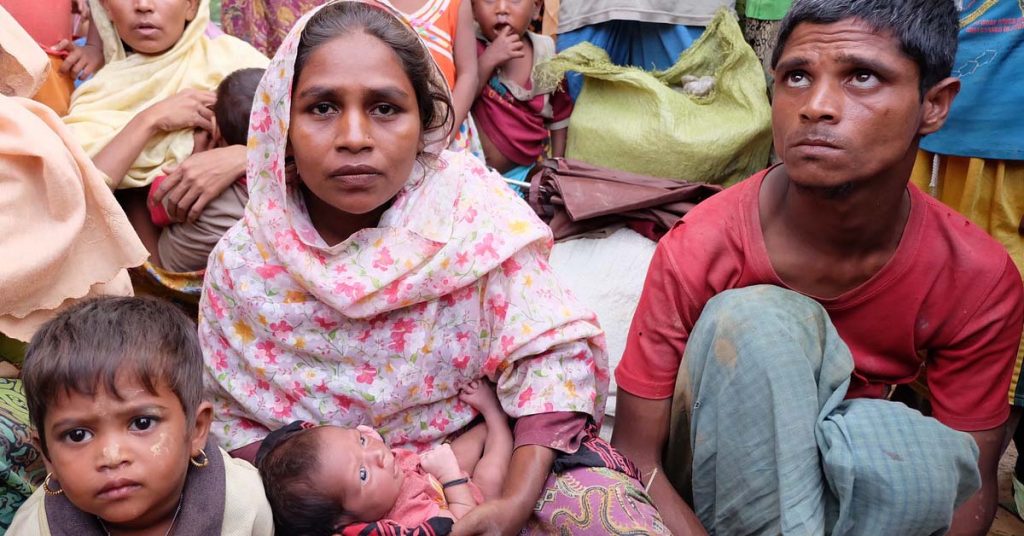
43,473,63,496
190,448,209,469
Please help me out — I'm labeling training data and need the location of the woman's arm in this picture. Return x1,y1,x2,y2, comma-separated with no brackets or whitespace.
612,390,708,535
451,444,555,535
91,89,215,189
151,144,247,222
449,0,478,132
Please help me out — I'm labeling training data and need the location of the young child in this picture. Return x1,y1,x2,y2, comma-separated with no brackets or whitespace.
2,0,104,115
390,0,480,152
471,0,572,180
256,380,512,534
62,0,267,272
146,67,264,230
8,296,274,535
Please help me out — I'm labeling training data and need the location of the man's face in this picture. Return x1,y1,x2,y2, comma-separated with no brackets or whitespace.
771,19,929,192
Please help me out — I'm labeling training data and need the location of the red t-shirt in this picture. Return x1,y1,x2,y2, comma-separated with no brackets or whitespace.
616,168,1024,432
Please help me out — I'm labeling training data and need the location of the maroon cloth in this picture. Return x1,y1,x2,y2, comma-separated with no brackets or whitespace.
472,39,573,166
528,158,722,241
513,411,587,454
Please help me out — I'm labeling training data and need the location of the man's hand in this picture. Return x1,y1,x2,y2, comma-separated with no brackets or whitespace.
55,39,104,81
152,144,245,223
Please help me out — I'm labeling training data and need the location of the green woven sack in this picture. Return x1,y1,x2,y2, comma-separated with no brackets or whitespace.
539,9,772,185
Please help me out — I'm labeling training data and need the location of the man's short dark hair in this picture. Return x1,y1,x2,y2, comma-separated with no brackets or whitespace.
771,0,959,93
214,68,266,146
22,296,204,457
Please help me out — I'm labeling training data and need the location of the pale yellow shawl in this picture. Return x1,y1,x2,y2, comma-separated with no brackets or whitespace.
63,0,268,189
0,96,148,342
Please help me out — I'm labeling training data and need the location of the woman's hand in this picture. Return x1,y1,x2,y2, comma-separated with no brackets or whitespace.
451,498,530,536
144,89,216,134
152,144,246,223
55,39,104,81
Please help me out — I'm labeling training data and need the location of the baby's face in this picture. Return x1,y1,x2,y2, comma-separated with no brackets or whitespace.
40,377,195,531
315,425,405,522
99,0,200,55
473,0,538,42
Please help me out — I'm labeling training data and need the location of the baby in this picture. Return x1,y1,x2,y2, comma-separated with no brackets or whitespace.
146,67,264,229
257,380,512,534
9,296,273,535
471,0,572,181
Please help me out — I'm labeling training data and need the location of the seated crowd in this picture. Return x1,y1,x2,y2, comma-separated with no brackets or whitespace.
0,0,1022,535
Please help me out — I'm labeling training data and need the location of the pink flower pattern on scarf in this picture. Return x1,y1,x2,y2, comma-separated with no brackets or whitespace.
198,0,608,451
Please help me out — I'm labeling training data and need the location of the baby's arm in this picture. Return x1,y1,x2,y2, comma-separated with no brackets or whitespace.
419,444,477,519
449,0,478,133
458,380,512,500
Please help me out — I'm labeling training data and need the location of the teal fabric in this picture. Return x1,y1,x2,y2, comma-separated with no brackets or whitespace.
680,285,981,535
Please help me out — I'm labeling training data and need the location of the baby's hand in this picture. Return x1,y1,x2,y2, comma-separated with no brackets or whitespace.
482,27,525,68
458,379,500,415
419,443,462,482
55,39,105,81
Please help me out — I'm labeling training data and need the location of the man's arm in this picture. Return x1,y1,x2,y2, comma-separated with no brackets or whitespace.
948,426,1004,536
611,389,707,535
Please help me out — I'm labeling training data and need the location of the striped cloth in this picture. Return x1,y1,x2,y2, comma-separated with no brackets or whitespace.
672,285,981,535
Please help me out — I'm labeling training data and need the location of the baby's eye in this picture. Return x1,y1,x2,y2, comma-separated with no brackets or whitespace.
359,466,368,483
129,416,158,432
64,429,92,443
359,435,367,447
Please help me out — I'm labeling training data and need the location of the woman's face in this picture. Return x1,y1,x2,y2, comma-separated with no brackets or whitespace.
100,0,199,55
290,32,423,221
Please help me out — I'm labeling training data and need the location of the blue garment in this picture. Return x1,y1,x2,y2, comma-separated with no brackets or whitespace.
921,0,1024,160
675,285,981,535
556,21,705,100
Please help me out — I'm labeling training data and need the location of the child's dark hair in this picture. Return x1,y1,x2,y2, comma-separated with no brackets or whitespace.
22,296,203,458
771,0,959,95
293,1,454,148
214,68,266,146
257,426,350,535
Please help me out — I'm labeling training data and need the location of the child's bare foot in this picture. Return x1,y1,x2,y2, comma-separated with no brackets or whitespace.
459,379,502,418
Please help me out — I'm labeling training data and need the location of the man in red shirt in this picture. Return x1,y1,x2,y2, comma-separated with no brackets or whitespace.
611,0,1024,535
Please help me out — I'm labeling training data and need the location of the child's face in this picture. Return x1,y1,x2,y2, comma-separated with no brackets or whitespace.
315,425,405,522
99,0,200,55
40,376,211,531
473,0,539,42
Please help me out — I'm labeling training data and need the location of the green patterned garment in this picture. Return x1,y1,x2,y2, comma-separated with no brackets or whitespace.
0,380,43,534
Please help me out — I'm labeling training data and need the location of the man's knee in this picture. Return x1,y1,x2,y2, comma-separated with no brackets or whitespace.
700,285,828,333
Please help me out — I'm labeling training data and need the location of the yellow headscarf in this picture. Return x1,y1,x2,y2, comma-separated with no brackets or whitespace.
63,0,268,189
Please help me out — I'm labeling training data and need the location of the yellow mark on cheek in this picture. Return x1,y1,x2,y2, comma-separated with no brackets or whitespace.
150,432,170,457
103,444,121,462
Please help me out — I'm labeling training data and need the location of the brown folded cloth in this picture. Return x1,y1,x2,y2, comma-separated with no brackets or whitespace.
528,158,723,241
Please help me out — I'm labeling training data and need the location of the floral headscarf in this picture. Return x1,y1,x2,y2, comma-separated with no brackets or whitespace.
199,0,608,452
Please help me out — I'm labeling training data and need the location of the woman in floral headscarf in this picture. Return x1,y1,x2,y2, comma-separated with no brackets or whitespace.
199,1,667,533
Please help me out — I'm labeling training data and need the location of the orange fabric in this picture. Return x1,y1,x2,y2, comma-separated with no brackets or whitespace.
405,0,459,89
31,55,73,116
0,0,73,51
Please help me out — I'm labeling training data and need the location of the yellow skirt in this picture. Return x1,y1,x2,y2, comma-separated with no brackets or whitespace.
912,150,1024,405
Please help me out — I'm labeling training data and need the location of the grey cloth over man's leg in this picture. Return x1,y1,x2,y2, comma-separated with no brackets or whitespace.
669,285,981,535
